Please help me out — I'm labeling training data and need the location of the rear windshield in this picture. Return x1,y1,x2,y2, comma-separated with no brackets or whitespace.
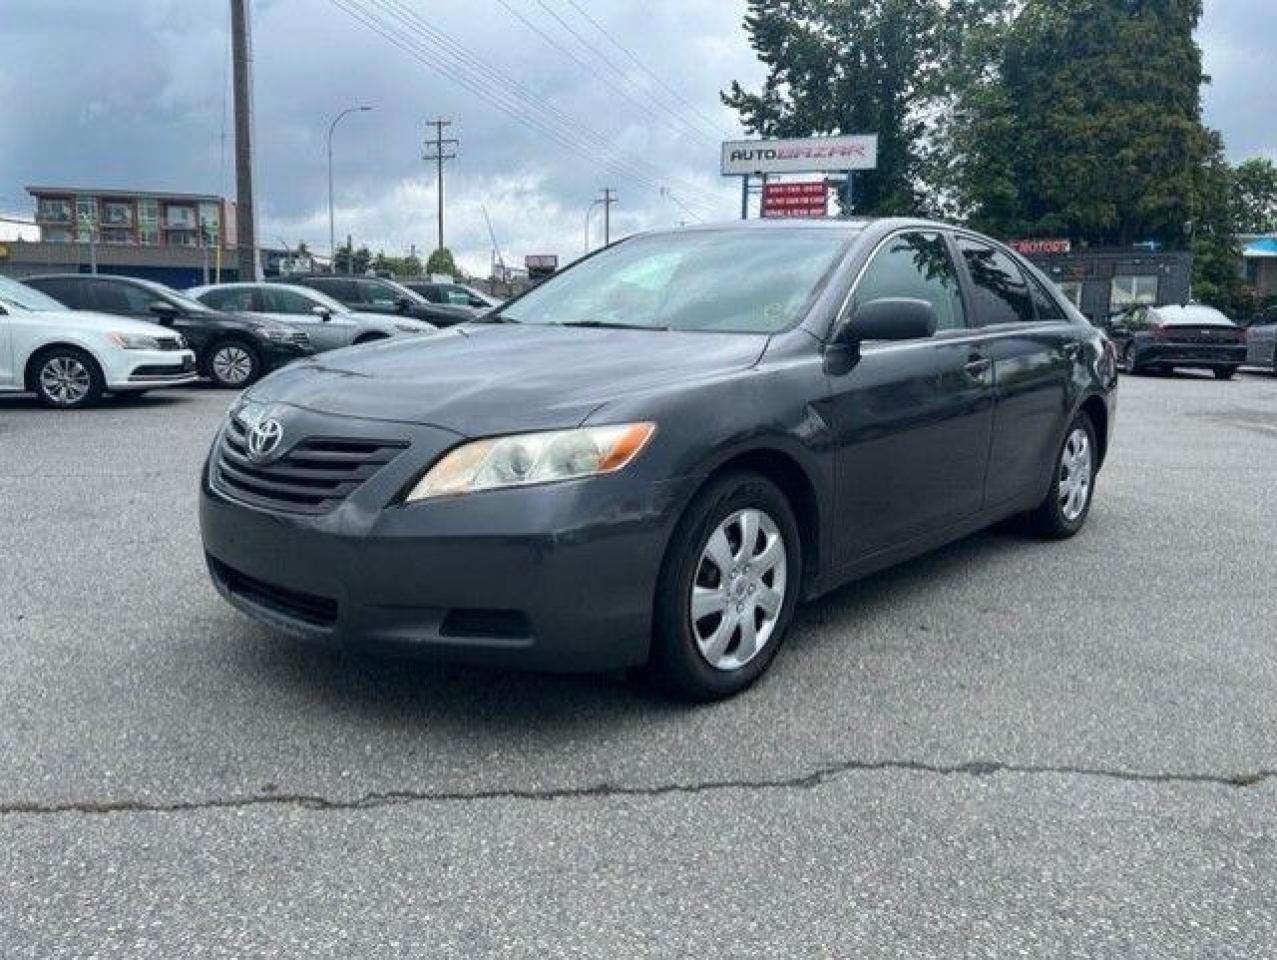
1154,305,1235,327
499,229,856,334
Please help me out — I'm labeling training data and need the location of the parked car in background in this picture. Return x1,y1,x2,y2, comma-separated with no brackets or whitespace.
283,275,477,328
186,283,436,351
0,275,197,408
201,219,1116,700
401,279,499,310
1102,303,1247,379
1244,305,1277,374
23,274,313,388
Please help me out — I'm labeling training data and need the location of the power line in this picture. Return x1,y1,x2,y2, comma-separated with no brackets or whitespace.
328,0,721,211
496,0,717,147
560,0,734,139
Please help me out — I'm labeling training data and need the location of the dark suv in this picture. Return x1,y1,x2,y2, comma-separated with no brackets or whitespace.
24,274,314,388
284,275,477,327
401,280,498,310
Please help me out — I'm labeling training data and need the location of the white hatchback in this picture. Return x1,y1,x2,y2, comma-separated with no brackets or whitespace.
0,275,198,408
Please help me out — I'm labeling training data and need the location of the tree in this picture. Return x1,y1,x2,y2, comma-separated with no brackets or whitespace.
1233,157,1277,234
1190,136,1252,316
948,0,1212,248
426,247,457,277
723,0,1004,215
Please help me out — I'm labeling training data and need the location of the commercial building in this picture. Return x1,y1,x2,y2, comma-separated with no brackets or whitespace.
1241,234,1277,300
1011,240,1193,322
0,186,241,287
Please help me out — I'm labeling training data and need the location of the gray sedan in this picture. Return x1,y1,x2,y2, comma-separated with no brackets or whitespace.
1245,306,1277,373
187,283,436,352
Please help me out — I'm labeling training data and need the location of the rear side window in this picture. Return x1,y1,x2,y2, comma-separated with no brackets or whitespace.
360,280,401,307
202,287,256,312
853,232,967,332
28,277,86,308
307,278,355,303
957,237,1035,326
260,288,316,314
1028,276,1066,321
416,284,444,303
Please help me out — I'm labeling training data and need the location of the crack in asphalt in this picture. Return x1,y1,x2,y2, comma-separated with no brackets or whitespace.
2,759,1272,819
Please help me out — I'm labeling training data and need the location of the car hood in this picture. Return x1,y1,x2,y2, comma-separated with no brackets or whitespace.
31,309,178,337
246,323,768,435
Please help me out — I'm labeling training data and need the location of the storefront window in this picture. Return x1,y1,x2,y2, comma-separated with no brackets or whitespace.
1111,275,1159,307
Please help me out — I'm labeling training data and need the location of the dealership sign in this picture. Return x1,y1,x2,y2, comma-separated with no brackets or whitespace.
761,181,828,219
1010,238,1072,255
721,135,879,176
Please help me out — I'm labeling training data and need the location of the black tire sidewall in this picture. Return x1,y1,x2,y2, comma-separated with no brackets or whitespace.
207,340,261,388
1036,411,1098,538
649,472,803,701
33,347,104,409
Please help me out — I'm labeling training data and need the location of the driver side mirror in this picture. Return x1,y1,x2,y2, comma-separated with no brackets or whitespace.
836,297,938,345
311,305,333,321
148,300,179,324
394,296,412,313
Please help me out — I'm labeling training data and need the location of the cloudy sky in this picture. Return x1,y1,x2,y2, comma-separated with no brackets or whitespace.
1,0,1273,275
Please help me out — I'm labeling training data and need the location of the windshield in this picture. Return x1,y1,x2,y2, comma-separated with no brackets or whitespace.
133,277,215,313
0,275,66,312
499,228,855,333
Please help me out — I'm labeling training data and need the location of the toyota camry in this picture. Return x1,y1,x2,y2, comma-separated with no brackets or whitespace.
200,219,1117,700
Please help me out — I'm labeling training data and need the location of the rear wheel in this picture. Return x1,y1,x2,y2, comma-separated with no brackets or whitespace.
647,472,802,701
1023,411,1097,540
1214,367,1237,381
32,347,104,409
207,341,260,388
1121,343,1141,374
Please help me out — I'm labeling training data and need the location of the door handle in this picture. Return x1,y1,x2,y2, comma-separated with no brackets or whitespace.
964,352,992,378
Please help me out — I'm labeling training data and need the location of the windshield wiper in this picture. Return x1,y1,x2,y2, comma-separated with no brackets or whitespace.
554,319,669,331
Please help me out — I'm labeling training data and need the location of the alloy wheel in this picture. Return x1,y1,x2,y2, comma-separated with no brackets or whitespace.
211,345,253,385
1057,428,1093,523
690,508,787,672
39,356,92,406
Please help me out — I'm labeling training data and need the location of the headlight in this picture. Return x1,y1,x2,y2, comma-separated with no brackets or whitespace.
405,422,656,501
106,332,162,350
394,322,424,334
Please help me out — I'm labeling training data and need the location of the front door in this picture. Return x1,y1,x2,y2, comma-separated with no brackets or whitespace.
828,230,995,565
257,287,356,351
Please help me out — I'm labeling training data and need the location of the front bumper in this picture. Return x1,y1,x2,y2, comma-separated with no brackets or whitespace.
259,339,315,371
1133,342,1246,369
199,412,699,672
107,349,199,390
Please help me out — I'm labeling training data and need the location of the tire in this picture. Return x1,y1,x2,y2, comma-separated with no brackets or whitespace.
31,347,105,409
1121,343,1141,375
1023,411,1098,540
646,471,803,701
206,340,261,388
1213,367,1237,381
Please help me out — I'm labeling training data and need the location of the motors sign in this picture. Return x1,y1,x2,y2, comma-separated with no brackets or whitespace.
761,181,828,219
721,135,879,176
1010,238,1072,255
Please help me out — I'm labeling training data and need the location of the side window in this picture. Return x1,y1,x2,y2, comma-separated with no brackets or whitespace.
307,279,350,303
31,277,83,307
91,281,154,314
1028,276,1066,321
852,231,967,332
202,288,255,312
418,285,444,303
362,281,401,307
442,285,473,305
957,237,1036,326
260,288,314,314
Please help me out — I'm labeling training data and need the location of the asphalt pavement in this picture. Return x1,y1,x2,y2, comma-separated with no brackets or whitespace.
2,370,1274,957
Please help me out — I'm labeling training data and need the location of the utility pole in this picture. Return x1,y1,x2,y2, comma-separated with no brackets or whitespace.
599,187,617,246
230,0,260,281
423,119,458,258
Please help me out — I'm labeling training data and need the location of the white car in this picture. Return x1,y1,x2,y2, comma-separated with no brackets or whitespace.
185,282,436,352
0,275,198,408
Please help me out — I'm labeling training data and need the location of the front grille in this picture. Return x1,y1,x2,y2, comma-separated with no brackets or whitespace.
214,418,408,515
210,557,338,627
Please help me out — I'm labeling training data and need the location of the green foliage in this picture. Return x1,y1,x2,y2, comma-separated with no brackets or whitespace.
723,0,1007,215
1190,137,1251,316
1233,157,1277,234
426,247,458,277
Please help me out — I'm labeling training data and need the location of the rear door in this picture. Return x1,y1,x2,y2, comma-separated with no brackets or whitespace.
829,229,995,563
955,235,1076,510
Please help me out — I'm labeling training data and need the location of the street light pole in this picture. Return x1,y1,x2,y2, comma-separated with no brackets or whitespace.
327,105,373,272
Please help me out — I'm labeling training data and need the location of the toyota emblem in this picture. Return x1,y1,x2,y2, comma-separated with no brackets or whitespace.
246,418,285,462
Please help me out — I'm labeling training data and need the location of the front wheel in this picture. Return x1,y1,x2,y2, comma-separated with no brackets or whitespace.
1214,367,1238,381
207,341,261,388
32,348,105,409
647,472,802,701
1023,412,1097,540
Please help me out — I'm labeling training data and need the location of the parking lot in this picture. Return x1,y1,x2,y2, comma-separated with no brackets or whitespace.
2,370,1274,956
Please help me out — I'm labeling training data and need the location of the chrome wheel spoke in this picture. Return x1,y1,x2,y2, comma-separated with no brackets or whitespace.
737,511,760,562
1059,428,1093,522
703,527,734,575
756,585,783,618
735,613,759,664
701,611,737,664
691,585,728,621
